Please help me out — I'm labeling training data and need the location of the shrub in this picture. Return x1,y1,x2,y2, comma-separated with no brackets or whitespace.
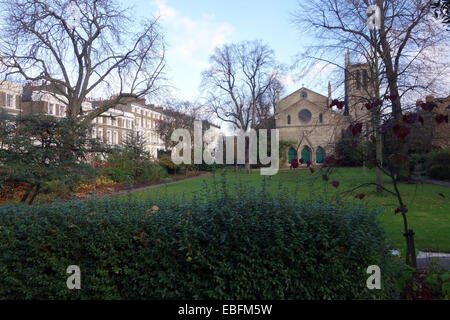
0,175,397,299
427,148,450,180
0,112,102,204
136,164,168,183
103,167,128,183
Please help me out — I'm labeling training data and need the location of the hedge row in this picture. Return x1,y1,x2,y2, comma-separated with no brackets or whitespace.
0,178,398,299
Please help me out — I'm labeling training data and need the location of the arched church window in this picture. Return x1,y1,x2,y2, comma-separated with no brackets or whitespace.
356,70,361,90
298,109,312,123
316,147,325,164
301,146,311,163
287,115,291,124
363,70,369,89
288,147,297,164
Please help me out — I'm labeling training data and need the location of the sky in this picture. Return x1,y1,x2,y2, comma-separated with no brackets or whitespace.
128,0,333,104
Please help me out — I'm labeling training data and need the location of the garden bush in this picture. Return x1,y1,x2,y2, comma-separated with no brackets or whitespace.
0,175,398,299
427,148,450,181
136,164,168,183
103,167,128,183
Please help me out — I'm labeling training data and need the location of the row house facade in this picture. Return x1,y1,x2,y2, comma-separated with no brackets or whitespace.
0,81,23,116
1,81,168,159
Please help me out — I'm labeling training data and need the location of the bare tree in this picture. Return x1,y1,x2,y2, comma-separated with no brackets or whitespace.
433,0,450,26
155,99,212,150
294,0,449,180
0,0,166,123
201,40,281,171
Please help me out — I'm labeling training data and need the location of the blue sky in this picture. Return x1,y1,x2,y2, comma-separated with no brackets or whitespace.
128,0,332,103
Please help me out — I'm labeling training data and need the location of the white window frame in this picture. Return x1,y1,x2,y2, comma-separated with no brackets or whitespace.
48,103,54,115
6,94,15,109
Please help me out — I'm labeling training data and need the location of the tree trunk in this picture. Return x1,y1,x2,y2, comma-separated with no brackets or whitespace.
378,14,409,181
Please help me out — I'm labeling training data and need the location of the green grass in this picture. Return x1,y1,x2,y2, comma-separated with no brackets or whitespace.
117,167,450,253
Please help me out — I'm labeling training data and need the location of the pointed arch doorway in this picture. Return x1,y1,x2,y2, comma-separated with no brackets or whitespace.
301,146,311,163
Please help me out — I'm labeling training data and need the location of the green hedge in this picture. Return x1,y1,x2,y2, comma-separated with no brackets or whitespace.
428,148,450,181
0,177,397,299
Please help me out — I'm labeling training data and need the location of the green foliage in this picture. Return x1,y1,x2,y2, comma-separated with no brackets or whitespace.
103,167,128,183
428,148,450,181
157,152,181,174
0,112,101,204
279,140,296,166
136,164,167,183
106,135,167,184
335,135,376,167
410,148,450,180
0,174,397,299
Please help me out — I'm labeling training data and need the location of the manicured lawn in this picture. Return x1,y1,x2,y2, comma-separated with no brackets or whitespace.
120,167,450,253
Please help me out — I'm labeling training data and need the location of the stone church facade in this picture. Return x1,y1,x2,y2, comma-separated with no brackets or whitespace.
276,52,373,167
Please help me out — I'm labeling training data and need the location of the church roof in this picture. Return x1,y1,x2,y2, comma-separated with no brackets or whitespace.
279,87,327,104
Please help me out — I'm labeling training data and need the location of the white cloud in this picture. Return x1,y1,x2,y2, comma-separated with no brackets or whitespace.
152,0,233,60
150,0,234,101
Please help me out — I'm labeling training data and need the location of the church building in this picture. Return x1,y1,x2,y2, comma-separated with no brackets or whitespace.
276,52,373,167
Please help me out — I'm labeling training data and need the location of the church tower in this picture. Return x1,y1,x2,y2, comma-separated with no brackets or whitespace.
344,50,373,124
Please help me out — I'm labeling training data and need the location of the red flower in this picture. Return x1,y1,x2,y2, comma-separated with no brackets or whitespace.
306,160,312,167
325,156,337,165
349,123,363,136
299,158,304,164
322,174,329,181
104,163,110,168
395,207,408,214
393,124,411,140
384,95,397,102
330,181,339,188
355,194,365,200
309,167,315,174
421,102,436,112
402,113,418,124
330,99,345,110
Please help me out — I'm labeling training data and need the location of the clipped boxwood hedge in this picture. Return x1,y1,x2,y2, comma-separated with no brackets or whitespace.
0,177,397,299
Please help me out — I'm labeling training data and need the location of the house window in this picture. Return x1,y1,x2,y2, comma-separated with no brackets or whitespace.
107,130,111,144
6,94,15,108
287,115,291,125
60,105,65,116
48,103,54,115
98,129,103,140
122,132,126,144
113,131,118,144
92,128,96,139
319,113,323,123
